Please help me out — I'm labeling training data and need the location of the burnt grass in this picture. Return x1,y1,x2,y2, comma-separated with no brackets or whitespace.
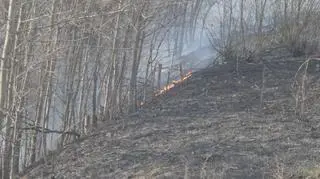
25,50,320,179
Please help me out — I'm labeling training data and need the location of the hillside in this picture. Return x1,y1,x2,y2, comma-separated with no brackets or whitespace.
22,49,320,179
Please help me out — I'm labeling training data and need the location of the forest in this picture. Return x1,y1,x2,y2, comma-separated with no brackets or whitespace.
0,0,320,178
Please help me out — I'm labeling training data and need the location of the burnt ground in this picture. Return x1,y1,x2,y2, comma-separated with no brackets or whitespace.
24,49,320,179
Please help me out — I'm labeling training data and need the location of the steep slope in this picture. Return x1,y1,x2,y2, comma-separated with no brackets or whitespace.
22,51,320,179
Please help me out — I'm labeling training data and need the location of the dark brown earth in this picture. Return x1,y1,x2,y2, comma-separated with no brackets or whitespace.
23,48,320,179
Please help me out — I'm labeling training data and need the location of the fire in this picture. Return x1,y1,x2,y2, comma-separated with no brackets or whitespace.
155,71,192,96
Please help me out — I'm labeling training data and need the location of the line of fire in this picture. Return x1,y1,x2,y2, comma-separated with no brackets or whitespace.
136,46,215,108
137,62,193,107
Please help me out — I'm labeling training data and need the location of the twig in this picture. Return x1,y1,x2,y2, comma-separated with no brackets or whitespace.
19,126,80,138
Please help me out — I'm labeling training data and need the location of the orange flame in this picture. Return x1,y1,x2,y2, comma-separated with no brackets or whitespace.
155,71,192,96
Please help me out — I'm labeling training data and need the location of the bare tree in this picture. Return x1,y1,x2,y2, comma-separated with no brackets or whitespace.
1,0,18,178
0,0,223,177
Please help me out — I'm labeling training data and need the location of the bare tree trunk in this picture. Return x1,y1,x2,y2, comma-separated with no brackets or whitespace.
178,2,188,57
79,43,90,134
129,15,143,113
260,65,265,112
179,63,184,80
143,61,150,103
240,0,246,56
227,0,233,50
62,26,83,145
284,0,288,22
41,0,58,162
109,0,122,120
9,2,25,178
92,61,98,127
255,0,267,50
31,0,59,163
157,64,162,89
168,29,179,85
151,64,157,92
117,25,131,114
92,28,103,126
1,0,17,178
21,0,36,170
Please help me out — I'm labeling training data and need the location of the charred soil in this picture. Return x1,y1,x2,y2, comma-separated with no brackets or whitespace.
23,49,320,179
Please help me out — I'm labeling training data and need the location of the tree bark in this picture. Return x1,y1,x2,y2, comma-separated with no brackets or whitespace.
129,15,144,113
1,0,17,178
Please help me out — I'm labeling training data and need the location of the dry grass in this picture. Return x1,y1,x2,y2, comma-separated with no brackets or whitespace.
297,166,320,179
270,159,320,179
23,54,320,179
